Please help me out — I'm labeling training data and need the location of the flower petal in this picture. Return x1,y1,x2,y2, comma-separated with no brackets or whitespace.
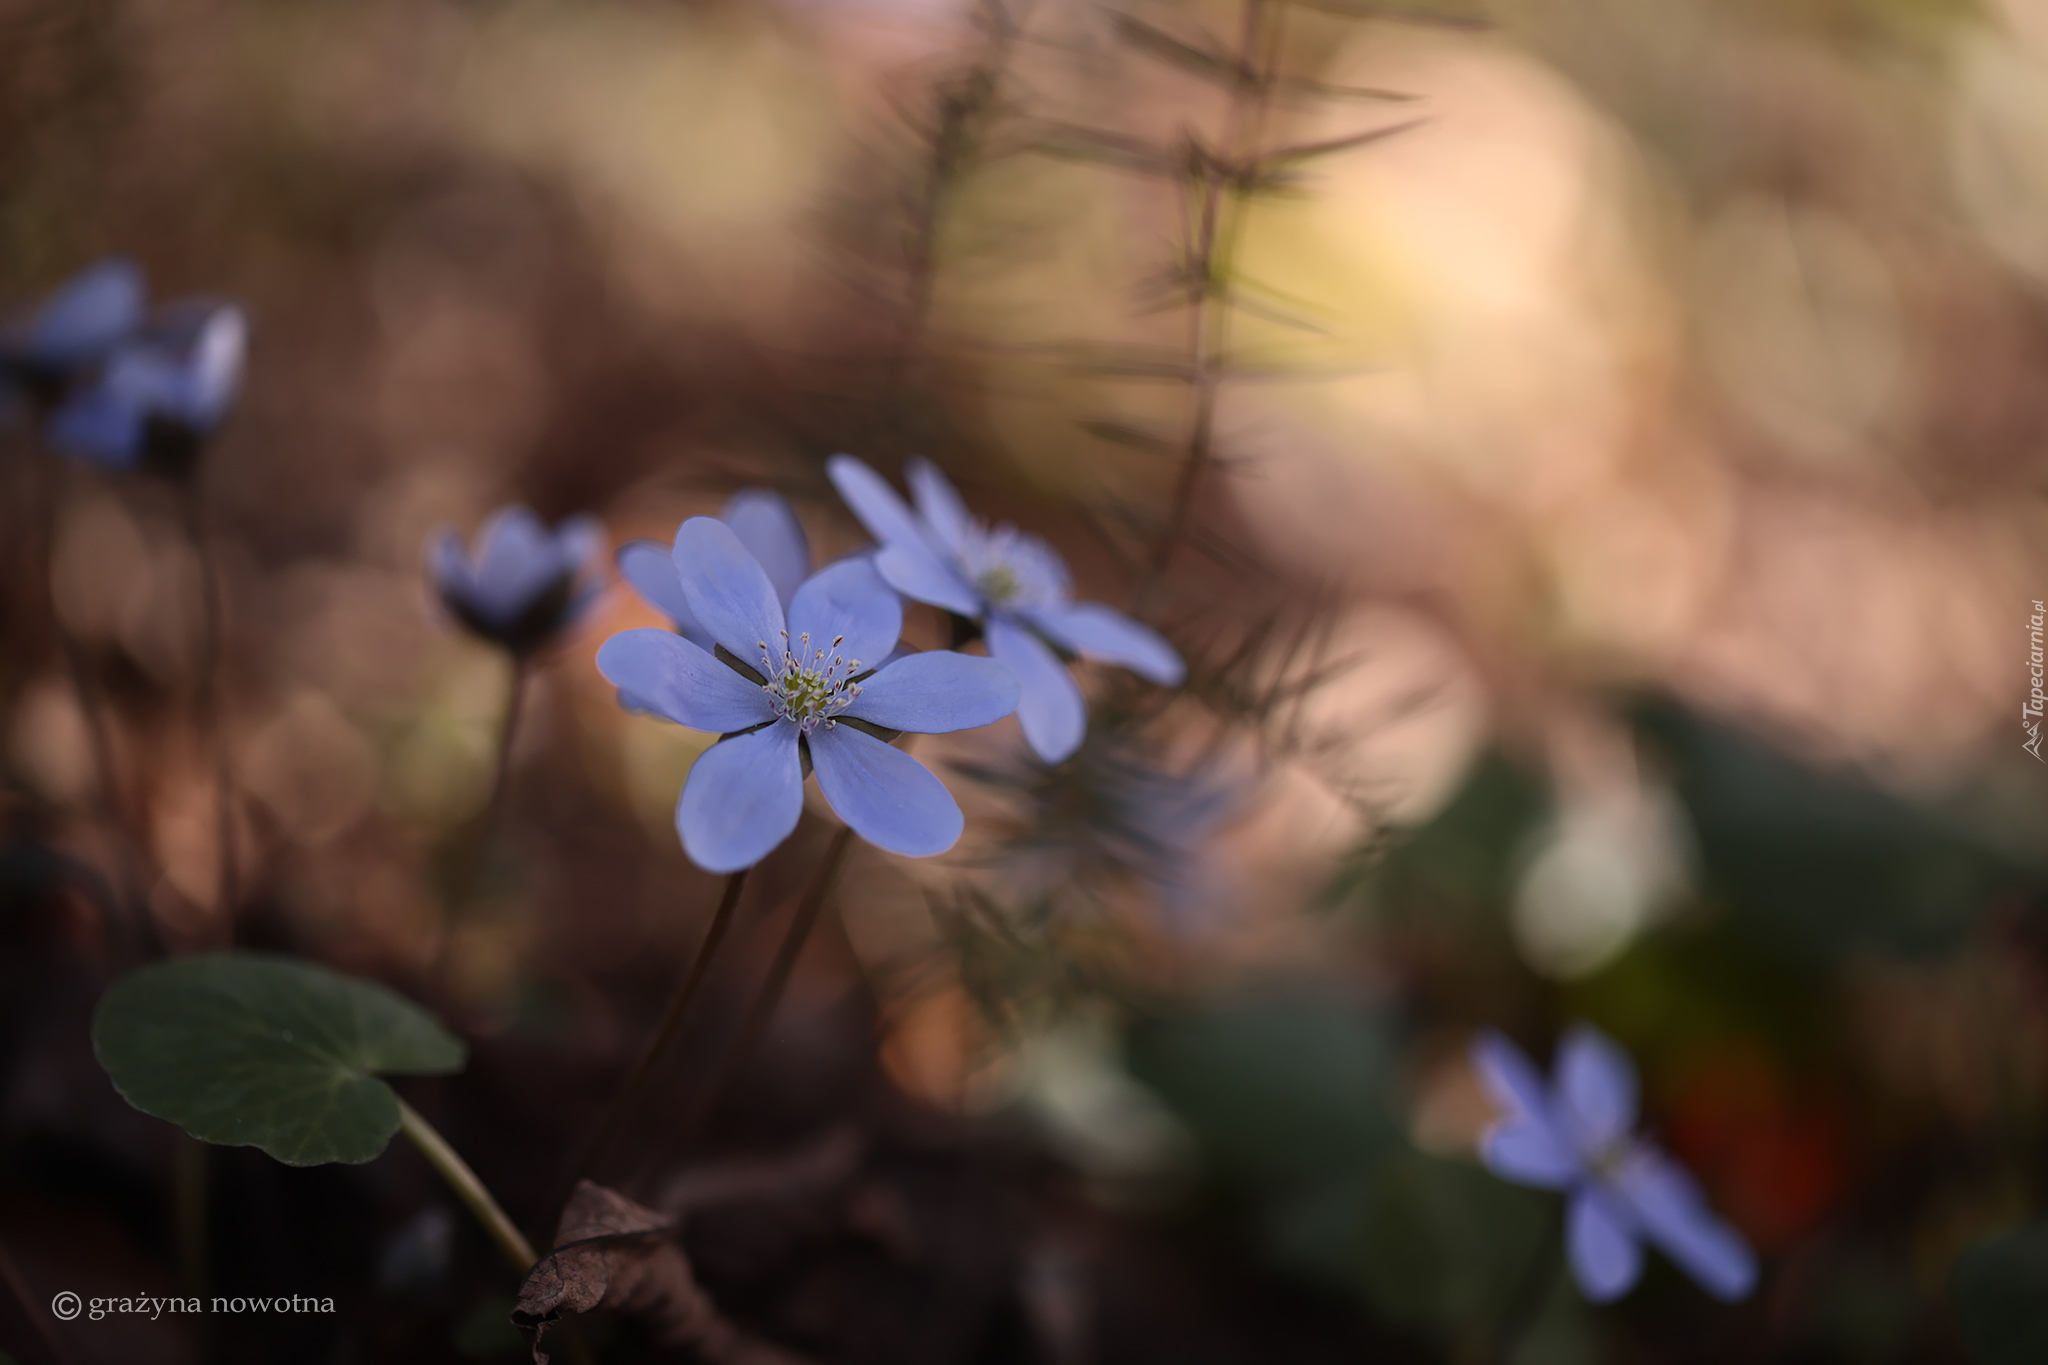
1557,1024,1638,1154
808,724,964,857
1470,1031,1553,1126
905,457,975,555
722,489,811,608
183,305,247,425
470,506,561,624
785,557,902,674
25,258,144,369
678,724,805,872
673,515,787,660
827,454,982,615
1025,601,1184,685
596,629,772,734
618,540,712,648
986,616,1086,762
844,651,1020,734
827,453,927,550
555,513,608,577
1568,1186,1644,1303
875,542,982,616
45,387,144,468
1613,1149,1758,1301
1481,1117,1579,1190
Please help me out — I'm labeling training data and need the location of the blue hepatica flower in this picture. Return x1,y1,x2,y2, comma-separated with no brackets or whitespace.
1,257,146,410
597,516,1021,872
1472,1024,1758,1304
617,488,811,648
46,299,247,478
826,455,1184,764
429,506,608,657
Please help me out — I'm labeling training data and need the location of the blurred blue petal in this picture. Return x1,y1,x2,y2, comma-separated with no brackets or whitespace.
785,557,902,673
844,651,1020,733
1470,1031,1553,1126
1557,1024,1638,1155
1482,1117,1578,1190
17,258,144,372
722,489,810,609
1616,1149,1758,1302
988,615,1086,763
828,453,932,552
809,724,963,857
618,539,711,647
905,456,975,554
875,540,981,616
673,516,785,659
1025,600,1184,685
44,386,144,468
596,629,770,734
469,506,560,622
1568,1186,1644,1303
679,725,804,873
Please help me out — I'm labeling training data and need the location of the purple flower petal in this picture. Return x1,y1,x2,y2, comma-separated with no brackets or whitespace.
827,454,982,615
556,513,608,577
1024,601,1185,686
843,651,1020,734
428,529,470,599
45,387,144,468
469,506,560,624
1557,1024,1638,1154
24,258,144,369
678,723,805,872
875,541,982,616
905,457,975,555
596,629,772,734
722,489,811,609
618,539,711,647
1613,1148,1758,1301
986,615,1086,762
1470,1031,1553,1126
1481,1117,1579,1190
673,516,787,660
827,453,929,552
808,723,964,857
784,558,902,675
183,305,247,425
1567,1185,1644,1303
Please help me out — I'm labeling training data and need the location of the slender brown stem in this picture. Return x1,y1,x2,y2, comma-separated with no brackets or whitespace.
182,479,240,924
1138,0,1287,609
430,657,528,998
553,866,751,1217
671,826,857,1151
30,439,157,960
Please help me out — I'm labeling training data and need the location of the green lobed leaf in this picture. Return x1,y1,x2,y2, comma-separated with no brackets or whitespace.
93,952,465,1167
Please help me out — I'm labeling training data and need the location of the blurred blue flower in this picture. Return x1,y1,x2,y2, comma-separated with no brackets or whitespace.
429,506,608,657
0,258,146,409
45,300,247,478
1472,1024,1757,1304
617,489,811,648
826,455,1183,764
597,516,1021,872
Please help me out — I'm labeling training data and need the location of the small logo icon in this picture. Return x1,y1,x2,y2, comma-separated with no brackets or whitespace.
51,1291,82,1320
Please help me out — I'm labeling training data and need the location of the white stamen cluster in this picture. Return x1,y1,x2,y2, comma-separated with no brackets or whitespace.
758,630,861,733
955,522,1068,610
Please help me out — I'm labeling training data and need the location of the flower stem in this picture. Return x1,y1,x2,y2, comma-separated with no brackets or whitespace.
1490,1197,1565,1365
181,479,240,925
673,826,856,1150
29,435,157,961
395,1096,536,1274
553,866,751,1217
430,656,528,999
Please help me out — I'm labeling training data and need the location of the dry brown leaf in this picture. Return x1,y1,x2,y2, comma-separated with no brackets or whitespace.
512,1180,808,1365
